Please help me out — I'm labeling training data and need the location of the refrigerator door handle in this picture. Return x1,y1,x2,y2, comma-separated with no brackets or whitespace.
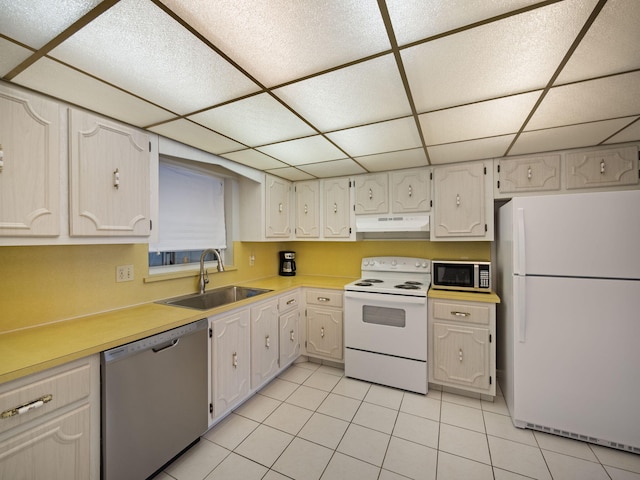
516,208,526,275
516,275,526,343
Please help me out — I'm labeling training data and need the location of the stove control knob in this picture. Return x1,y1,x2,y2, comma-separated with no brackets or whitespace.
422,262,428,268
415,262,421,268
391,260,397,267
363,259,370,266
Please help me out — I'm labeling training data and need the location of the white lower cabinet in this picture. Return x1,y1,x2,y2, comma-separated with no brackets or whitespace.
0,355,100,480
250,299,280,390
429,298,496,396
211,309,251,418
278,290,301,368
305,289,343,362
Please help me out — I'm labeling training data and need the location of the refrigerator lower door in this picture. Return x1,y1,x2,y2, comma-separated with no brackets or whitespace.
513,276,640,450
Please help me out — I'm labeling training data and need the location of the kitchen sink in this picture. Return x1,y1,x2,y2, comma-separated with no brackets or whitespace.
159,286,272,310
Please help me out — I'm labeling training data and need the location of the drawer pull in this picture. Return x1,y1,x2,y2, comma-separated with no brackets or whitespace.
1,394,53,419
317,297,330,302
286,298,297,305
451,311,471,317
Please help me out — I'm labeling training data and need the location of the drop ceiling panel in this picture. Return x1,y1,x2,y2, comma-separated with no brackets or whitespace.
49,0,260,115
419,91,541,145
354,148,428,172
298,159,366,178
265,167,314,182
273,55,411,132
327,117,422,157
149,119,245,155
386,0,544,46
604,119,640,145
402,0,598,111
556,0,640,84
0,40,32,77
14,58,174,127
527,72,640,130
0,0,103,49
257,136,346,166
428,135,515,164
159,0,391,87
189,93,316,147
510,117,638,156
221,150,289,171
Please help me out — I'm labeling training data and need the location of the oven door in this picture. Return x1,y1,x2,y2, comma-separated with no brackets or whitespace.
344,290,427,361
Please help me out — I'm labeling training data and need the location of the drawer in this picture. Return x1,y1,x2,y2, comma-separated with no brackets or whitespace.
432,301,490,325
0,360,92,434
305,289,343,308
278,291,300,313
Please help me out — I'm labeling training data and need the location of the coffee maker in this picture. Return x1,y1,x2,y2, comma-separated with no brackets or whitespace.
279,251,296,276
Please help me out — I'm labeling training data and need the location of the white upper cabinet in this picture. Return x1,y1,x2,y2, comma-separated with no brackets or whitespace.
390,168,430,213
239,173,293,241
69,109,150,237
432,160,494,241
495,154,561,197
566,146,638,190
323,177,353,239
354,172,388,214
265,175,292,238
294,180,320,238
0,84,61,237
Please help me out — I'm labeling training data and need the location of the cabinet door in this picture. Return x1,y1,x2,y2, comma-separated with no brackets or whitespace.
250,300,279,389
0,405,91,480
432,322,490,390
0,85,60,237
390,169,430,213
212,310,250,416
432,162,488,239
279,309,300,368
497,154,561,194
566,146,638,189
354,173,388,214
265,175,292,238
306,307,343,361
323,177,352,238
69,109,150,236
295,180,320,238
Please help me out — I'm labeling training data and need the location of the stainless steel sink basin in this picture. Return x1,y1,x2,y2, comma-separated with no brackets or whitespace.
159,286,272,310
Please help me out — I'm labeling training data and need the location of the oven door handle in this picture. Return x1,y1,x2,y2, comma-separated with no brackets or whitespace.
344,290,427,304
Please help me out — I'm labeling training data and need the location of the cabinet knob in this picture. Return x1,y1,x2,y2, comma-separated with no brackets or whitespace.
232,352,238,368
279,202,283,213
408,185,413,197
0,143,4,172
459,348,463,362
304,203,308,214
368,188,373,200
290,330,295,342
527,167,532,180
456,194,460,206
600,160,606,175
113,168,120,189
265,335,270,349
320,326,325,338
333,203,338,214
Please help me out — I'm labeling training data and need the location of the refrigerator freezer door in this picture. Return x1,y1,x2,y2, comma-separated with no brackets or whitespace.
512,276,640,450
512,190,640,279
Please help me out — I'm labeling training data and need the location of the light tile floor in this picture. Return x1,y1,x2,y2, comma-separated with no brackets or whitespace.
157,361,640,480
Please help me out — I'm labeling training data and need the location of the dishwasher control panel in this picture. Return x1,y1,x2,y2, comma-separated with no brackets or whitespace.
103,318,207,363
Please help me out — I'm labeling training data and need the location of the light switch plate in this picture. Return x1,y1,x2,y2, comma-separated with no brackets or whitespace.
116,265,134,282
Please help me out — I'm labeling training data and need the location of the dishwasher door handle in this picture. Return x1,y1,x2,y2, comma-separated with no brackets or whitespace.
152,338,180,353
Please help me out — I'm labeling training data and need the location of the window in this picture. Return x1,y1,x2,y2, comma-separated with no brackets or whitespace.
149,158,227,270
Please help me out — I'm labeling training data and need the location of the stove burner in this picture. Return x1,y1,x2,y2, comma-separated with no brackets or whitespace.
395,284,421,290
361,279,383,283
404,281,423,286
355,282,373,286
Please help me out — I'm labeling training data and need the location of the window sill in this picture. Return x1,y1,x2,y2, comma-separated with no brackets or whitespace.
144,264,237,283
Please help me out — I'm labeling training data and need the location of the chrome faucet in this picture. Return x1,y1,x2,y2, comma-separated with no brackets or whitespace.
199,248,225,294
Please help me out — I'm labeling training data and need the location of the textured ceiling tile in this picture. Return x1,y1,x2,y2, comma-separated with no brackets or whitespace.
402,0,598,111
265,167,315,182
298,159,366,178
327,117,422,157
221,149,289,170
189,93,316,147
49,0,259,114
387,0,543,46
0,0,103,49
160,0,390,87
527,72,640,130
149,119,245,155
427,135,515,164
0,39,32,77
14,58,175,127
273,55,411,132
510,117,638,155
604,118,640,145
557,0,640,84
257,136,346,165
419,91,541,145
354,148,428,172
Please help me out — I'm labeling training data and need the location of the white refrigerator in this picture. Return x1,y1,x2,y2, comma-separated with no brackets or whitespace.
497,189,640,453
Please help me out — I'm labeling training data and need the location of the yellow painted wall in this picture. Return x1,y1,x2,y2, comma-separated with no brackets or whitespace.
0,240,489,332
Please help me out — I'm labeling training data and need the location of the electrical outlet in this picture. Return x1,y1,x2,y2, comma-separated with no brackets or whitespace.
249,254,255,267
116,265,134,282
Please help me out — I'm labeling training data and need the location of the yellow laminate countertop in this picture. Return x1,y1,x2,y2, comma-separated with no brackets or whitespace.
428,288,501,304
0,275,356,385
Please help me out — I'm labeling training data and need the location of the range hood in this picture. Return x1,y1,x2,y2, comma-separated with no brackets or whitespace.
355,214,430,233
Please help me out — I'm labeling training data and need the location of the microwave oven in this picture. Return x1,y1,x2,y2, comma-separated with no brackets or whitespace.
431,261,491,292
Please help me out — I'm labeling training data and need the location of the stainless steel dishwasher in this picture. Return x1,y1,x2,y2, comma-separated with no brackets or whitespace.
101,318,208,480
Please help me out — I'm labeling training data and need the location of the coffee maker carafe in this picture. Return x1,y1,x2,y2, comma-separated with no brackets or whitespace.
279,251,296,276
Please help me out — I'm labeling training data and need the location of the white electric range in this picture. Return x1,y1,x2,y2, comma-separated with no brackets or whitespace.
344,256,431,394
